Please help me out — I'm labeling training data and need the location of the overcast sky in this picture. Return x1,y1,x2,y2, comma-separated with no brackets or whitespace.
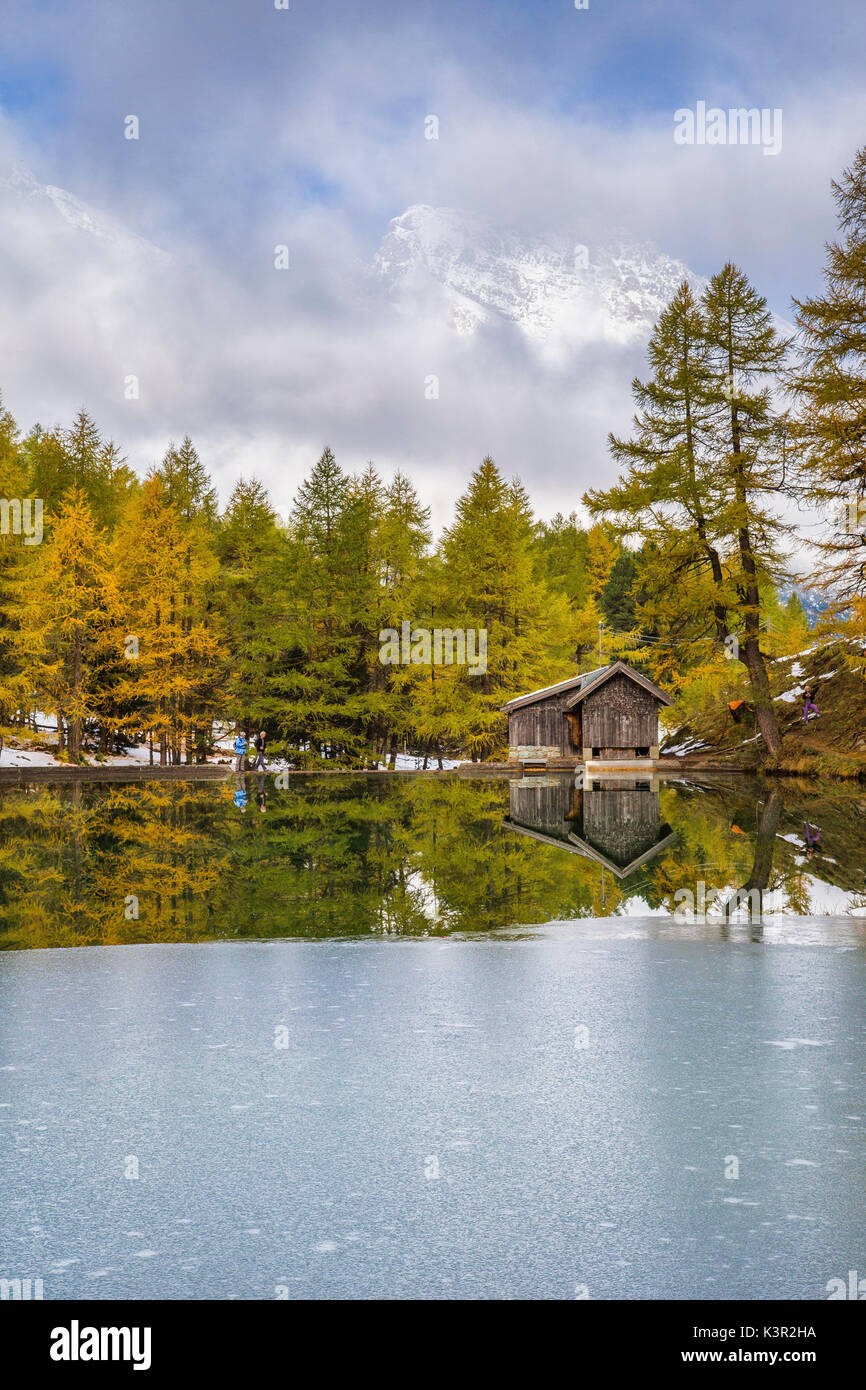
1,0,864,532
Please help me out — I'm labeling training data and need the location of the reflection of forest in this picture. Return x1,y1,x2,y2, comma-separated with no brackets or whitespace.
0,775,864,948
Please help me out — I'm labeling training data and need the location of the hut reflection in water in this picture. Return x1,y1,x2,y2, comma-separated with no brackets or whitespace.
504,771,675,878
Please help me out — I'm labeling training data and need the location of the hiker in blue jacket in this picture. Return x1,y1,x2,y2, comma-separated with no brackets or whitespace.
234,729,247,772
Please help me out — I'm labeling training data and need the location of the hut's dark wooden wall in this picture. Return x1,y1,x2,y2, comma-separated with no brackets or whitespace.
580,785,661,869
508,691,580,757
581,674,658,754
508,775,579,838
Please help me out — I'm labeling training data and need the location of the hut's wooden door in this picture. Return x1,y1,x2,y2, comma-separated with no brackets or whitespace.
565,711,581,755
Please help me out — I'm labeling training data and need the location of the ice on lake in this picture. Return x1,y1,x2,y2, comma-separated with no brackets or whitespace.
1,928,864,1300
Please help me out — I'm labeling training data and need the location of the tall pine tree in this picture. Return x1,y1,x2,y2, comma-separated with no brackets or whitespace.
587,274,791,754
215,477,293,733
405,458,573,760
113,475,222,763
790,146,866,602
14,487,116,759
158,437,220,525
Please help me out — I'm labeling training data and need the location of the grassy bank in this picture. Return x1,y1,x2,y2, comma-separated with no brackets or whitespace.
663,639,866,780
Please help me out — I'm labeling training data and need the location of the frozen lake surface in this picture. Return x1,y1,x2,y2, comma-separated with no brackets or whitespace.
2,927,864,1300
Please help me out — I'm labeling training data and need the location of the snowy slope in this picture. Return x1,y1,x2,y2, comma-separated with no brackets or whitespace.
0,160,169,262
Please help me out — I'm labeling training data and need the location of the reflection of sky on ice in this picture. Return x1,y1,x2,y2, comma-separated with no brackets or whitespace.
481,916,866,948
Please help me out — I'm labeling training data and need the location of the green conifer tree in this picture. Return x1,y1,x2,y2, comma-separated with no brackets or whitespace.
404,458,573,760
157,436,220,524
215,477,292,732
280,448,375,764
25,410,137,530
587,275,791,754
790,146,866,601
702,264,791,753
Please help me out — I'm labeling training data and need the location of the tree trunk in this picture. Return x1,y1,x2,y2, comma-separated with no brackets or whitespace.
740,638,781,755
730,399,781,756
743,788,782,895
72,629,82,760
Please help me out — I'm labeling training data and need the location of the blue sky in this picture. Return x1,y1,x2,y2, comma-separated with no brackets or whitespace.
0,0,864,525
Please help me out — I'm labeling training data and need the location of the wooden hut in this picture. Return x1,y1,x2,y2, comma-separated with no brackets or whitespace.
502,660,671,767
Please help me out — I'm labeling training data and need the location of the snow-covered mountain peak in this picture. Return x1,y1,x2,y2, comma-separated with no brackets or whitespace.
372,203,706,346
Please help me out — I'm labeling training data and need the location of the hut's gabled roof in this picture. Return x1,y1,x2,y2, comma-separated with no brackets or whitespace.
501,660,670,714
500,671,587,713
563,659,671,709
565,826,677,878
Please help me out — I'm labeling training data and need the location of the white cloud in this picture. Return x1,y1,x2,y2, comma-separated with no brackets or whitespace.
0,4,863,549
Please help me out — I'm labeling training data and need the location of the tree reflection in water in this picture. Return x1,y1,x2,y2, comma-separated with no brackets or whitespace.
0,773,864,948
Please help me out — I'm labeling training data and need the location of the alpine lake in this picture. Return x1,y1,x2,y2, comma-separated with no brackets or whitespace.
1,770,864,1300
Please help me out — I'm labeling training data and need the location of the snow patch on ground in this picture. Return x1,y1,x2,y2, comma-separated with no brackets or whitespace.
102,745,153,766
0,746,63,768
377,752,468,771
0,740,469,773
663,738,709,755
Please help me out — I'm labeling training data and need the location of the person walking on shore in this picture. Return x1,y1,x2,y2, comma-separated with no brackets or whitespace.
234,729,247,772
253,729,267,771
